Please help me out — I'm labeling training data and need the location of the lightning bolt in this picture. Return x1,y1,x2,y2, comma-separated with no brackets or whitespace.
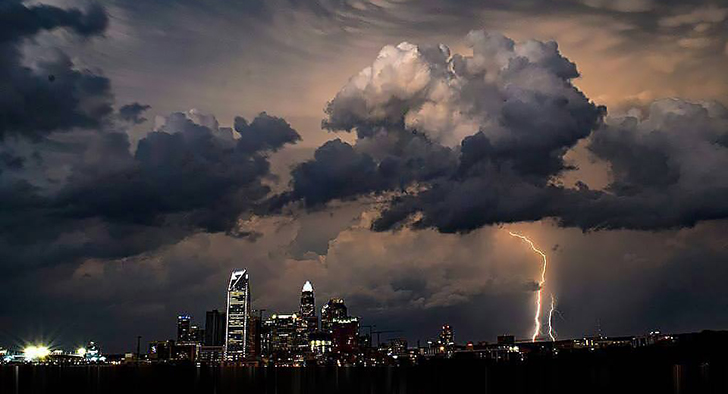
548,294,556,342
508,231,556,342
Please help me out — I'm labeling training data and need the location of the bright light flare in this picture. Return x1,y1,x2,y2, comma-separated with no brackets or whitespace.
24,345,50,360
77,347,87,357
508,231,556,342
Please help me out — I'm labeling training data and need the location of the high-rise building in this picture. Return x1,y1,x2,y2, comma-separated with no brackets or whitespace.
225,269,251,361
332,316,359,355
321,298,347,334
295,281,318,354
248,312,262,359
300,281,317,333
439,324,454,352
191,325,205,344
205,309,226,346
262,314,300,365
177,315,192,343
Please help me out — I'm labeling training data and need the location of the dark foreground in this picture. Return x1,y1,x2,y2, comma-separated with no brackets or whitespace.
2,356,728,394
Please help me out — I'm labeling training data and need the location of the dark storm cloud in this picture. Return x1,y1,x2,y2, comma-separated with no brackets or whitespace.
556,99,728,230
56,112,299,231
235,112,302,154
118,103,151,124
286,139,381,206
275,130,456,208
0,111,300,275
0,0,107,42
0,1,302,274
0,0,111,140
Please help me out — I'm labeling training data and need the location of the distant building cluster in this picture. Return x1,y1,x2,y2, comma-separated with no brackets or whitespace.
145,269,385,366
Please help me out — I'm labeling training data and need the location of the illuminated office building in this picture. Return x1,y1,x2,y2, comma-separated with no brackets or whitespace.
262,314,300,364
225,269,251,361
439,325,454,352
177,315,192,343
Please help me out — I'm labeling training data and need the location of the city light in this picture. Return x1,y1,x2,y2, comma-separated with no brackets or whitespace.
24,345,50,361
77,347,87,357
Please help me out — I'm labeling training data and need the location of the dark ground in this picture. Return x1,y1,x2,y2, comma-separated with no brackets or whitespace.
3,332,728,394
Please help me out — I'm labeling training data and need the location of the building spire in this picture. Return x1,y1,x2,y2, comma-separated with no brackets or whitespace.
302,280,313,293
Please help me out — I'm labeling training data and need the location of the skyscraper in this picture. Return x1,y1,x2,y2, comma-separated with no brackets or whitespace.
300,281,317,333
331,316,359,355
439,324,454,352
177,315,192,343
296,281,317,355
225,269,251,361
321,298,347,334
205,309,226,346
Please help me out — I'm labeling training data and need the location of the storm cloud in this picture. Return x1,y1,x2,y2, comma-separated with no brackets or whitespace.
0,111,300,273
283,31,605,231
0,0,112,140
0,1,302,274
558,98,728,230
283,31,728,234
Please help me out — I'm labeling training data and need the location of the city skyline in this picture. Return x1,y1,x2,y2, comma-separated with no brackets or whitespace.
4,270,711,368
1,0,728,358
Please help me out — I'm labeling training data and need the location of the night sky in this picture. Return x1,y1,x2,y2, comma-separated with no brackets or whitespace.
1,0,728,353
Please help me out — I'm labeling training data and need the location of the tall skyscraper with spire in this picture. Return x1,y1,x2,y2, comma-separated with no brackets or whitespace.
300,281,317,333
293,281,318,355
225,269,251,361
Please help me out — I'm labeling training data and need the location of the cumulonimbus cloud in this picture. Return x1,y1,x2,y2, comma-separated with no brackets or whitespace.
283,31,728,233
